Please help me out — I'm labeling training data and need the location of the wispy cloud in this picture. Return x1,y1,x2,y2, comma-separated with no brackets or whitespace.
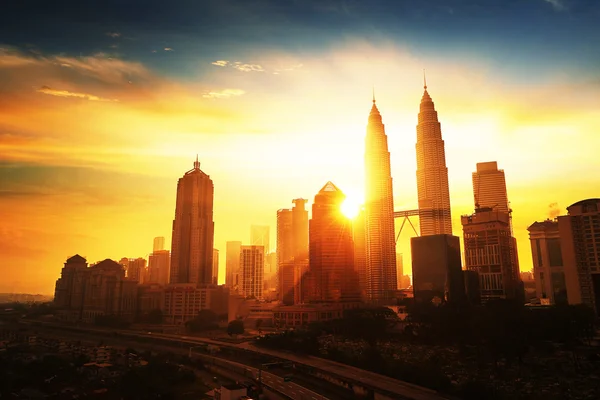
202,88,246,99
542,0,566,11
106,32,121,38
232,62,264,72
212,60,229,67
37,86,118,102
164,47,174,51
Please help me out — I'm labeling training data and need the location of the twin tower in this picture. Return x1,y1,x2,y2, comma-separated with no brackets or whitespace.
362,82,452,302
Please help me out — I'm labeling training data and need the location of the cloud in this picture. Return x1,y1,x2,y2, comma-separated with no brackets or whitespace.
212,60,229,67
542,0,566,11
37,85,118,102
164,47,174,51
202,88,246,99
232,62,264,72
106,32,121,38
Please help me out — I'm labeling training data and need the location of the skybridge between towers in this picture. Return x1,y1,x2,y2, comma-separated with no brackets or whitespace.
393,208,449,243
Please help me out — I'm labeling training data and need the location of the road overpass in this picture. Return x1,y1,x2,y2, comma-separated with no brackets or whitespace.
21,320,452,400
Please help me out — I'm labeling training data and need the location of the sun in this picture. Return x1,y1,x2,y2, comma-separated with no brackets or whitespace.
341,191,363,219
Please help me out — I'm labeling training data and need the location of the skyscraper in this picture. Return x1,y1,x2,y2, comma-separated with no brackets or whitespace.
472,161,509,213
461,208,521,302
352,207,367,301
277,199,309,305
415,80,453,236
148,250,170,285
527,219,567,305
308,182,360,303
153,237,165,252
558,199,600,315
364,98,398,302
225,241,242,291
240,245,264,299
212,248,219,285
170,157,215,286
251,225,270,252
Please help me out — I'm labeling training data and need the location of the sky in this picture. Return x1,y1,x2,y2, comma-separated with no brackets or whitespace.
1,0,600,294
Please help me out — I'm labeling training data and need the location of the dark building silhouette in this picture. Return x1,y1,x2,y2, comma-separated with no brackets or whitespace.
308,182,360,303
463,270,481,306
225,241,242,291
411,234,465,304
170,156,214,286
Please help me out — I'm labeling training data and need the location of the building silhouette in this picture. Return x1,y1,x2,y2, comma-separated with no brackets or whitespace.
462,208,521,302
148,250,170,285
225,241,242,291
364,97,398,302
170,156,214,286
415,81,453,236
212,248,219,285
472,161,510,213
120,257,146,283
277,199,309,305
54,255,137,323
153,236,165,252
352,207,367,301
411,234,465,304
240,245,264,299
527,219,567,305
308,182,360,303
558,199,600,315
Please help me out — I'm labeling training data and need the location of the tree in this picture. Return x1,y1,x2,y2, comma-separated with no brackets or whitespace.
227,319,245,336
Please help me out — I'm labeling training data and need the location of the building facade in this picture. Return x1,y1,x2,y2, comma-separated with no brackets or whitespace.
308,182,360,303
558,199,600,315
250,225,270,252
212,248,219,285
472,161,510,213
527,219,567,305
411,234,465,304
148,250,170,285
415,83,453,236
276,199,309,305
364,98,398,302
462,208,521,302
240,245,264,300
153,236,165,252
225,241,242,291
170,157,215,286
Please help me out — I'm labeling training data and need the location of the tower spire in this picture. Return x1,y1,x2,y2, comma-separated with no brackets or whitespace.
194,154,200,169
423,69,427,90
372,85,376,104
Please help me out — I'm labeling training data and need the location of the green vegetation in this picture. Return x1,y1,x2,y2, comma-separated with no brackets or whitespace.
227,319,245,336
185,309,219,333
255,303,599,399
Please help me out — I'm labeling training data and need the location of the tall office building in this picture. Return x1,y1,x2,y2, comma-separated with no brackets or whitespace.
364,98,398,302
225,241,242,291
308,182,360,303
558,199,600,315
121,257,146,283
170,157,215,286
148,250,170,285
153,237,165,252
527,219,567,305
462,208,521,302
352,207,367,301
240,245,264,299
411,234,465,304
277,199,309,305
472,162,510,213
212,248,219,285
251,225,270,252
415,81,453,236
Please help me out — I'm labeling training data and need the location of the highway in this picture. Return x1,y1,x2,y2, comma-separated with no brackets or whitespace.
21,321,452,400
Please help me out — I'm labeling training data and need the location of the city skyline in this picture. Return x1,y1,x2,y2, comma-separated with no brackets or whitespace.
2,0,600,293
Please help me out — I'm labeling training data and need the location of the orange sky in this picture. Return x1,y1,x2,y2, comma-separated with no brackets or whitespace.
2,41,600,294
